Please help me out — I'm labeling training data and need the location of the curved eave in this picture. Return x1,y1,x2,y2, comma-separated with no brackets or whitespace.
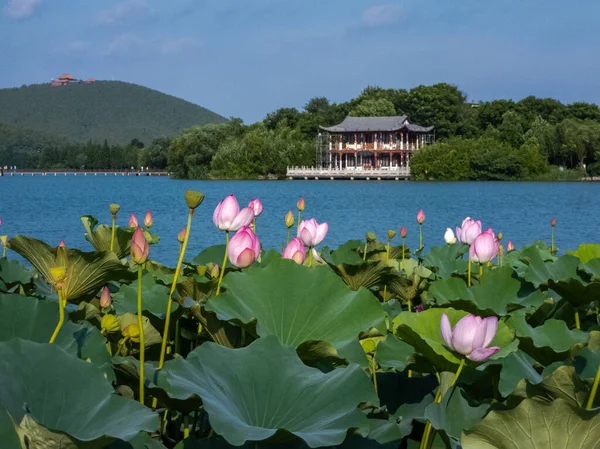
319,124,435,133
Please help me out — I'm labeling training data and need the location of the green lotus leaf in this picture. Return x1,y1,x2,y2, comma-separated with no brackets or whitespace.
321,240,364,265
113,272,176,319
192,244,231,268
393,308,517,371
517,246,581,287
109,432,168,448
375,334,416,372
462,398,600,449
0,258,32,287
328,260,395,291
81,215,135,259
172,435,398,449
574,331,600,382
512,366,589,407
567,243,600,264
0,339,157,443
422,244,468,278
582,258,600,281
479,351,544,397
117,312,163,348
8,235,132,302
162,336,377,447
0,405,20,449
0,293,113,379
506,313,589,364
145,260,177,286
205,259,386,360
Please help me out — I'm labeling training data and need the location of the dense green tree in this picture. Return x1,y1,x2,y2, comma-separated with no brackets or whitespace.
498,111,525,148
349,98,396,117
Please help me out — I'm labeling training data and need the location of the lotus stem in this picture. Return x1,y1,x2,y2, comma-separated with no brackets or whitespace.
183,414,190,439
110,215,116,252
419,223,423,249
551,227,555,254
137,266,145,405
153,211,194,410
401,238,405,270
253,217,256,233
408,299,412,312
575,311,581,330
308,247,314,267
296,211,302,231
479,264,483,277
370,354,378,395
49,292,65,344
468,259,472,287
2,245,5,258
287,227,291,246
216,231,229,296
586,364,600,409
363,242,367,261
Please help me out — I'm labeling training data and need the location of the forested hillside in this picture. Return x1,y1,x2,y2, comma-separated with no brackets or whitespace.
0,81,227,145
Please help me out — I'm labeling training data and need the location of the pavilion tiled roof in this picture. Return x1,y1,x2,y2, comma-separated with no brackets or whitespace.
319,116,434,132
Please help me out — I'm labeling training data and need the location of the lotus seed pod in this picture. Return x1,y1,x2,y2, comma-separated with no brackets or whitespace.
387,230,396,241
497,232,503,241
0,236,7,246
101,314,120,334
366,232,376,243
196,265,206,276
185,190,205,210
123,324,141,343
109,204,120,216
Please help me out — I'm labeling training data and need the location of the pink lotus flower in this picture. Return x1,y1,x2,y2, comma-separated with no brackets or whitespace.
131,227,149,264
213,195,254,232
297,197,305,211
416,209,425,224
100,285,111,308
441,313,500,361
177,227,186,243
0,218,2,227
144,210,153,228
551,217,556,227
506,240,514,252
282,237,306,264
455,217,482,245
248,199,263,217
469,229,499,263
227,227,261,268
58,240,66,248
400,226,407,238
129,213,138,228
298,218,328,247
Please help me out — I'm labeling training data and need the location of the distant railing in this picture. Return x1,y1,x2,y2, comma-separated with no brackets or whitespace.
286,166,411,179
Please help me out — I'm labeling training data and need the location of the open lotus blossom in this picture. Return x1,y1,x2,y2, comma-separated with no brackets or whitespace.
400,226,407,238
469,228,500,263
455,217,482,245
298,218,328,247
282,237,306,264
144,210,153,228
129,213,138,228
213,194,254,232
416,209,425,224
441,313,500,361
444,228,457,244
506,240,515,252
131,227,149,264
248,199,263,217
227,227,261,268
100,285,111,308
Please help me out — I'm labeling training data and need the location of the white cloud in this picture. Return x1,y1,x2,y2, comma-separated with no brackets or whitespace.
3,0,41,19
159,37,199,55
362,4,404,27
95,0,151,25
103,34,145,55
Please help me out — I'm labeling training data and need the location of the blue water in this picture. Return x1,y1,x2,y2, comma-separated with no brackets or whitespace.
0,176,598,265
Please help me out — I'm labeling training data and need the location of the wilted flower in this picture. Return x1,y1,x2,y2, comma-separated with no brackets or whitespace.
455,217,482,245
109,204,120,216
298,218,328,247
185,190,205,210
297,197,305,211
177,227,186,243
400,226,407,238
282,238,306,264
129,213,138,228
100,285,112,308
416,209,425,224
444,228,457,244
123,324,141,343
143,210,153,228
469,229,499,264
507,240,515,252
248,199,263,217
441,313,500,361
213,194,254,232
387,230,396,241
285,211,294,228
551,217,556,227
227,227,261,268
101,314,120,334
131,227,149,264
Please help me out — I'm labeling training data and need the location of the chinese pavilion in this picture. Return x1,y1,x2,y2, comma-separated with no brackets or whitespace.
317,116,434,170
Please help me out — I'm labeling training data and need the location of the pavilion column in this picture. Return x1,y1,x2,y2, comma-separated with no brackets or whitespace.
400,132,404,150
389,152,392,167
329,151,332,169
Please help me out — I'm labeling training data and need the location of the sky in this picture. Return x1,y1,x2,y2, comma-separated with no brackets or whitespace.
1,0,599,123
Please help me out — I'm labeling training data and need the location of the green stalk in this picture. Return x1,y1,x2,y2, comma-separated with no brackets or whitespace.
468,259,472,287
287,227,291,246
49,292,65,344
308,247,314,267
216,231,229,295
479,263,483,276
137,266,145,405
370,354,378,394
575,311,581,330
109,215,116,252
401,237,405,270
253,217,257,233
551,227,555,254
419,224,423,249
586,365,600,409
183,414,190,439
296,211,302,232
363,242,367,261
152,211,194,410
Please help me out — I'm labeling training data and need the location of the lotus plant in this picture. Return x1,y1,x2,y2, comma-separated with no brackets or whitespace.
416,209,425,248
248,198,263,232
131,227,149,404
444,228,456,244
213,194,254,295
109,204,120,252
296,197,305,231
470,229,499,267
400,226,407,269
100,285,112,309
363,231,376,261
227,227,261,268
282,237,306,265
551,217,556,254
456,217,482,245
143,210,153,228
298,218,328,266
129,213,138,228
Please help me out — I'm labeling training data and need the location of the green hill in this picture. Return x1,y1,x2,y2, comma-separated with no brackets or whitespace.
0,81,228,144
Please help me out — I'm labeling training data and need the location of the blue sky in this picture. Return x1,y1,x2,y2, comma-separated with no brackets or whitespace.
1,0,599,123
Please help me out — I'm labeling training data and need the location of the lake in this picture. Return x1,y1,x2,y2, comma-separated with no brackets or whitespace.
0,176,598,265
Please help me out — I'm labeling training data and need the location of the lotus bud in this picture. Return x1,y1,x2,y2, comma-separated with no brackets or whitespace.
131,227,150,264
298,218,328,248
59,240,66,248
185,190,205,210
441,313,500,361
297,197,305,211
469,228,500,264
109,204,120,216
285,211,294,228
444,228,457,244
248,199,263,217
507,240,515,252
455,217,482,245
143,210,153,228
366,231,377,243
55,242,68,268
497,232,503,241
550,217,556,227
123,324,141,343
227,227,261,268
100,286,112,308
1,236,7,247
177,227,186,243
213,194,253,231
282,238,306,265
101,314,120,334
196,265,206,276
400,226,407,238
415,304,425,313
129,213,138,228
387,230,396,241
416,209,425,224
210,264,220,279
